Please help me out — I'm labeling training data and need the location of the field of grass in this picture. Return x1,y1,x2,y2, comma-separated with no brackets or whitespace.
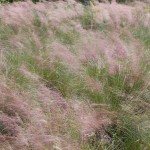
0,1,149,150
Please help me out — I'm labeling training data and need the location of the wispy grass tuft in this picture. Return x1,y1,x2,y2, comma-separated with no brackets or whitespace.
132,26,150,49
53,27,80,45
105,113,149,150
80,7,98,30
0,2,149,150
4,51,33,89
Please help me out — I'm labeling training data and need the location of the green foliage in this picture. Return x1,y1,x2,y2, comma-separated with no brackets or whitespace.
80,7,97,30
85,61,123,109
53,27,80,45
80,7,111,32
5,52,33,89
81,141,104,150
133,26,150,49
0,6,149,150
0,0,12,3
84,111,150,150
98,22,112,34
106,114,149,150
116,0,134,3
0,24,17,41
35,62,78,97
78,0,90,5
82,55,149,148
84,58,147,111
32,0,39,4
32,13,49,45
5,50,76,97
0,0,39,3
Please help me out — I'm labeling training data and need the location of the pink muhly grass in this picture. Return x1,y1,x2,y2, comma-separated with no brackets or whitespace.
46,1,83,26
27,135,60,150
37,85,68,111
49,42,80,71
108,3,134,27
20,65,40,82
0,113,20,137
71,101,111,139
111,32,128,58
78,35,106,63
94,3,134,27
79,48,99,64
0,83,30,122
0,2,33,26
86,77,103,93
24,85,76,150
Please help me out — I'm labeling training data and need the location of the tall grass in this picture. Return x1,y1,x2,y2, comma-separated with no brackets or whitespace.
0,2,150,150
0,0,39,3
133,26,150,49
116,0,134,3
53,27,80,46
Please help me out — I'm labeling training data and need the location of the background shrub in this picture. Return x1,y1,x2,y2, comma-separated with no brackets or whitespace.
0,0,39,3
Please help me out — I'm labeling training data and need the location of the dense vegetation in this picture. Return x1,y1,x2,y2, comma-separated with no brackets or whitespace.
0,0,134,4
0,0,149,150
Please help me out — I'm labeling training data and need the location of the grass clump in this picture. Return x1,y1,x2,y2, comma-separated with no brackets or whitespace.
36,62,78,98
105,114,149,150
0,0,12,3
84,59,147,110
53,27,80,45
114,0,134,3
0,24,17,41
0,3,150,150
80,7,111,33
0,0,39,3
133,26,150,49
5,51,34,89
5,50,78,97
80,7,98,30
85,61,123,109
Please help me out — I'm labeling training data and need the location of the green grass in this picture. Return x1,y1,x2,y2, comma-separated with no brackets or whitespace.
85,61,125,109
80,7,111,32
106,113,150,150
116,0,134,3
80,7,98,30
5,50,78,97
0,24,17,41
5,51,33,89
132,26,150,49
0,9,150,150
32,14,50,46
0,0,39,3
83,57,148,111
98,22,112,34
53,27,80,45
36,62,78,97
120,30,131,44
0,20,80,97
